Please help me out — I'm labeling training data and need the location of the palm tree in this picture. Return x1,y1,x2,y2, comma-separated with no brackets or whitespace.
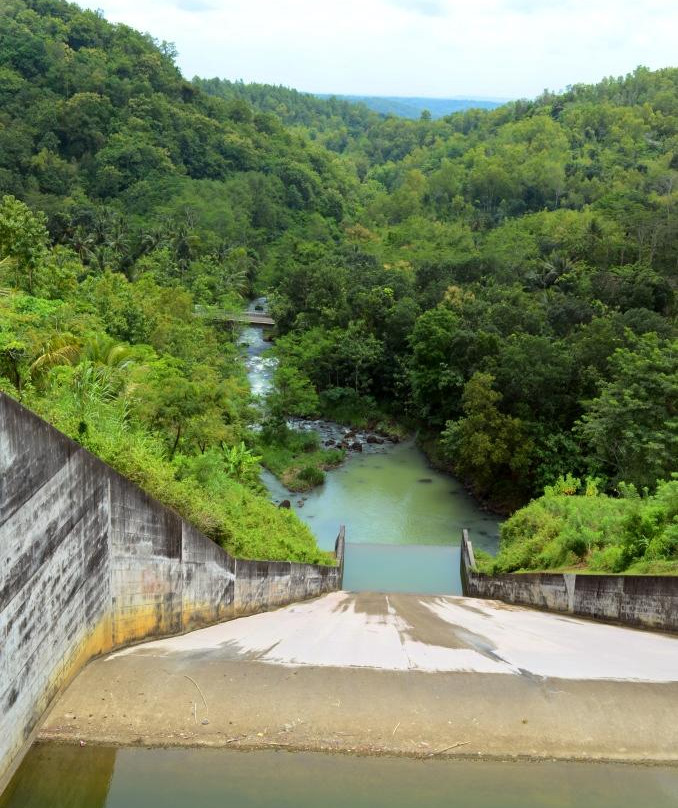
29,335,81,378
526,252,576,292
82,333,134,367
30,334,137,385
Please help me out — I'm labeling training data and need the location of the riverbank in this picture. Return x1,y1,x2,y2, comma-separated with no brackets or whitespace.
39,592,678,764
256,427,345,492
256,419,406,494
416,431,519,517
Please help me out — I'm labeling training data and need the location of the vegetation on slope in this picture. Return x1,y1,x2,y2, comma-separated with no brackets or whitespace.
0,0,353,564
257,67,677,512
475,476,678,575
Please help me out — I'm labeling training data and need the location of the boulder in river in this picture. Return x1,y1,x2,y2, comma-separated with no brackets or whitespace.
324,439,336,447
351,442,363,452
278,499,291,509
366,435,384,445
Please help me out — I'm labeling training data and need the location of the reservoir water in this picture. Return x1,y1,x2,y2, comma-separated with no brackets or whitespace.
3,745,678,808
241,320,500,594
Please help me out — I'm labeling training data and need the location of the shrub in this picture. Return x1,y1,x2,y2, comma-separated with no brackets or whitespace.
490,475,678,574
297,466,325,486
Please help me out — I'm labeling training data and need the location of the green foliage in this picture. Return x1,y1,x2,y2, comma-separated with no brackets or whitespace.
0,196,49,294
297,466,326,486
440,372,532,503
266,365,319,423
0,0,676,549
479,477,678,574
577,335,677,490
222,441,263,486
256,427,344,492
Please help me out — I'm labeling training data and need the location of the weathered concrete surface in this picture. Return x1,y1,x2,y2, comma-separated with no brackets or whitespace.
41,592,678,762
0,393,342,791
461,530,678,633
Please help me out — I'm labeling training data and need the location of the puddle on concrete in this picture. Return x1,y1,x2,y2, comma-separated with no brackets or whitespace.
2,745,678,808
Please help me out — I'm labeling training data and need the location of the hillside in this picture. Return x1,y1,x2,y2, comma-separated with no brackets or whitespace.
0,0,354,564
264,67,677,516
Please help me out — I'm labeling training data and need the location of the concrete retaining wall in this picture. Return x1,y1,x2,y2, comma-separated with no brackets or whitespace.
460,529,678,633
0,393,343,789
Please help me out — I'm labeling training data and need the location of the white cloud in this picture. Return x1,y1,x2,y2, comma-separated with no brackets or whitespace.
80,0,678,98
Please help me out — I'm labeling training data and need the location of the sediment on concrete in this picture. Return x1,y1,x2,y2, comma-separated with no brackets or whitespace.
38,591,678,764
0,393,343,790
460,530,678,633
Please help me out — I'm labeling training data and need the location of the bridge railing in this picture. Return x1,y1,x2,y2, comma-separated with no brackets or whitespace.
193,305,275,326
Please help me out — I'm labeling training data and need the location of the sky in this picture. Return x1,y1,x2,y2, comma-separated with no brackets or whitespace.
79,0,678,99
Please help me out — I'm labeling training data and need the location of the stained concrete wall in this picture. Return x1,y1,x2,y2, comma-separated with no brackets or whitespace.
0,393,343,790
460,530,678,633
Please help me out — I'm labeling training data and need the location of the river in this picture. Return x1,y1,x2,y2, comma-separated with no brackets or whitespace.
3,745,678,808
241,319,500,595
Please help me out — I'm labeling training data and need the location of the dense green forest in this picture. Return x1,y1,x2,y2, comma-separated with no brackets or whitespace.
0,0,355,564
0,0,675,572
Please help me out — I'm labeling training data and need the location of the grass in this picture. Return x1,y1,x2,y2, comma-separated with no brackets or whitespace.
474,476,678,576
26,391,335,565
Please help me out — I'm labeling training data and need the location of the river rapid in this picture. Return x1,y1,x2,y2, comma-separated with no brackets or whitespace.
240,312,499,595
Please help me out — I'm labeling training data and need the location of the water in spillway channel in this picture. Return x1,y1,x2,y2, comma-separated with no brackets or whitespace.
3,745,677,808
240,314,500,595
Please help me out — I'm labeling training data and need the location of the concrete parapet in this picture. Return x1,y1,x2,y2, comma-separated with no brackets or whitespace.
0,393,342,791
460,530,678,633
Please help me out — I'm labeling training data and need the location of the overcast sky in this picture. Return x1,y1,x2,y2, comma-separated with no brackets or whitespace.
79,0,678,99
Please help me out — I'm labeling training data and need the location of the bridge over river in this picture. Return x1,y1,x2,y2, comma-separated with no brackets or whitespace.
195,306,275,327
41,589,678,762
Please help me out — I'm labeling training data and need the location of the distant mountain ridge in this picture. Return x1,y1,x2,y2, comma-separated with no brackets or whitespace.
314,94,506,119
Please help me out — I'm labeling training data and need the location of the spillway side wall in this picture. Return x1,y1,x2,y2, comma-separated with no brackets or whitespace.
0,393,342,791
460,530,678,633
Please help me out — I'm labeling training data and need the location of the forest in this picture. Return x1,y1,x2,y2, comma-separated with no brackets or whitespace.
0,0,675,572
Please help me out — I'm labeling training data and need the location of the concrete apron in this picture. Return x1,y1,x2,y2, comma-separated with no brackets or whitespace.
40,592,678,763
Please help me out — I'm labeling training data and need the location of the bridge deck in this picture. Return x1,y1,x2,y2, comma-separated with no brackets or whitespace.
41,592,678,761
228,312,275,325
195,308,275,326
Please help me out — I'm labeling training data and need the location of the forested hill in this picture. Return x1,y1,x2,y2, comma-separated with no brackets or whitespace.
0,0,357,564
0,0,676,573
195,79,503,126
263,65,677,515
194,77,381,131
0,0,355,258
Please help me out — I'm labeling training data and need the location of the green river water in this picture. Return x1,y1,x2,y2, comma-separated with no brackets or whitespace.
3,745,678,808
243,319,500,595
